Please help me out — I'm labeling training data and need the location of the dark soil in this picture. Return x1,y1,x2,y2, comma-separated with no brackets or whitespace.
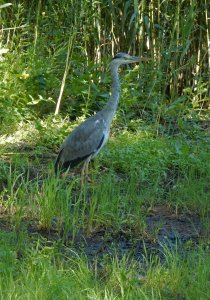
0,203,207,265
73,206,204,262
24,205,205,262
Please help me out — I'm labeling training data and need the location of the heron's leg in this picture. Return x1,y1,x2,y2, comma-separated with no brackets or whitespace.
81,161,86,185
81,156,92,185
85,156,91,177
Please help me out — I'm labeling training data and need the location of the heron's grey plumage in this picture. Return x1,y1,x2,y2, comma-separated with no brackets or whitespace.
55,53,148,174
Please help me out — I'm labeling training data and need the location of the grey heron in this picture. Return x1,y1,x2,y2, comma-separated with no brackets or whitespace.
55,52,148,178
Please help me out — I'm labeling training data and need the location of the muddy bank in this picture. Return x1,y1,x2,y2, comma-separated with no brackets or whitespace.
0,205,206,263
73,206,205,262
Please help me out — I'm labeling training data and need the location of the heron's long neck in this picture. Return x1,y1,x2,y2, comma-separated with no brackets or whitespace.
102,64,120,125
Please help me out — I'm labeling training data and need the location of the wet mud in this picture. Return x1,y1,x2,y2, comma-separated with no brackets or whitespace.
72,206,205,262
0,204,207,264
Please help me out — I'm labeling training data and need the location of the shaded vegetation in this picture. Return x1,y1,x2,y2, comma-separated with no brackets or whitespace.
0,0,209,127
0,1,209,299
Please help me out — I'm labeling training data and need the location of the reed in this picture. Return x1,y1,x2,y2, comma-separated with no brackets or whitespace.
0,0,208,123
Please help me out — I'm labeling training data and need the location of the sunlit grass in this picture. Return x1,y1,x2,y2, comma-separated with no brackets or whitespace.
1,116,209,229
0,229,209,299
0,115,209,299
0,0,209,298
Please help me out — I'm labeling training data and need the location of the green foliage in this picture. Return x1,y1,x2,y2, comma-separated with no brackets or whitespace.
0,0,208,127
1,118,209,230
0,231,209,299
0,1,209,299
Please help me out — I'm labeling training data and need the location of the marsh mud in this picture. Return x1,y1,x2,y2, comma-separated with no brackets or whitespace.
72,206,205,262
0,204,207,263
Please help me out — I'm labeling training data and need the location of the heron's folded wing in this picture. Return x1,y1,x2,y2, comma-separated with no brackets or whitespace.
61,115,107,163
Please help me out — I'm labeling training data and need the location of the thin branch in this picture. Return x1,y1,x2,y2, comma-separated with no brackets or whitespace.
54,32,76,115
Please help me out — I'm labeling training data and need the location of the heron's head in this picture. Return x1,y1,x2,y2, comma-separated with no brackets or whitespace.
109,52,149,68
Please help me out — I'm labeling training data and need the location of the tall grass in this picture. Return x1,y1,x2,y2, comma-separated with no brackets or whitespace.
1,125,209,241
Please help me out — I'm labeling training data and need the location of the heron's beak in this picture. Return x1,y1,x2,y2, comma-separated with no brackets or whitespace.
130,56,151,63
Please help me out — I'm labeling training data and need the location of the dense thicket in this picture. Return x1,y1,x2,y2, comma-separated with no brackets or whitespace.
0,0,209,128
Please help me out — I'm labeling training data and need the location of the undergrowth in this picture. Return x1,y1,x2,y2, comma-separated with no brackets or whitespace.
0,1,209,299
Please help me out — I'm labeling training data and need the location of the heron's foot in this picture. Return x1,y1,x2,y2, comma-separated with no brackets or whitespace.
81,175,93,185
61,172,75,180
87,175,93,183
100,166,109,174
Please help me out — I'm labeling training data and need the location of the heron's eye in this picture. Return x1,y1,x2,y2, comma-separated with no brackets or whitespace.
113,53,123,59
